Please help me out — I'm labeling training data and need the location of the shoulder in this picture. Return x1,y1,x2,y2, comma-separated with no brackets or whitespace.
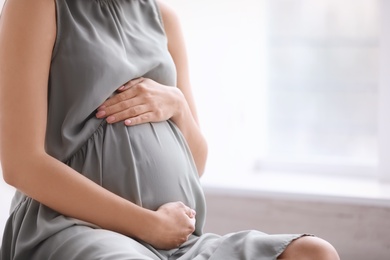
155,0,181,31
1,0,55,12
0,0,56,28
0,0,56,43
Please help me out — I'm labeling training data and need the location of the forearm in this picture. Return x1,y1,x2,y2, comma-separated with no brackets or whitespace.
157,1,208,176
171,91,208,176
3,151,155,240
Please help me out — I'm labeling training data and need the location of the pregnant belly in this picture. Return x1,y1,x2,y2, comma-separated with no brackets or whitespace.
66,119,206,234
78,120,202,211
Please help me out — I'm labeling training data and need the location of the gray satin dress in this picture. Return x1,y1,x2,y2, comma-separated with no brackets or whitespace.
0,0,307,259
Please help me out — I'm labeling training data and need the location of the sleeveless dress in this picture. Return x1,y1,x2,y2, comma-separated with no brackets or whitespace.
0,0,308,259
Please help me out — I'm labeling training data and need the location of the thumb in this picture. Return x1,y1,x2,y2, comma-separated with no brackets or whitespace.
117,77,144,92
185,207,196,218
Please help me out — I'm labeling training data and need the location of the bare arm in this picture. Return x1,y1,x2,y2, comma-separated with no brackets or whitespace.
96,1,208,176
92,0,208,176
157,0,208,176
0,0,194,249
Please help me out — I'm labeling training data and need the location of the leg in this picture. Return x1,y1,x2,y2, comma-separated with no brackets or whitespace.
31,225,162,260
277,236,340,260
172,231,320,260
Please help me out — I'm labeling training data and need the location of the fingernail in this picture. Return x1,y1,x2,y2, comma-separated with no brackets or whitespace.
125,119,132,125
191,209,196,216
106,116,115,123
96,110,106,118
118,85,125,91
98,105,106,111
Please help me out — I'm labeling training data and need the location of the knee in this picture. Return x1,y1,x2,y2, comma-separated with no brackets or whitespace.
278,236,340,260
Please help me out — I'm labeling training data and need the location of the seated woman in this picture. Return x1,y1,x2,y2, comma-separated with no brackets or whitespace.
0,0,339,259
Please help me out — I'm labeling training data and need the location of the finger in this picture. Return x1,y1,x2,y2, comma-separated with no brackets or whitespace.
189,216,196,227
105,104,149,124
99,87,138,109
187,216,196,235
123,112,155,126
96,98,140,118
117,77,144,92
99,91,146,117
183,207,196,219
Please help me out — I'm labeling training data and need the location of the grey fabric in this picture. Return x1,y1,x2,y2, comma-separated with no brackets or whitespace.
0,0,307,259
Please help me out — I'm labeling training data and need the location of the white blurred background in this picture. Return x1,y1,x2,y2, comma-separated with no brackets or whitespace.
1,0,390,259
166,0,385,178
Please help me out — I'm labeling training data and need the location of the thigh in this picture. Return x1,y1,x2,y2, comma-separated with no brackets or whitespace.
32,225,162,260
173,231,308,260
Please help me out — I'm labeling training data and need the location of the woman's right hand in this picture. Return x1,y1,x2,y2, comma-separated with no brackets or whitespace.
142,201,196,250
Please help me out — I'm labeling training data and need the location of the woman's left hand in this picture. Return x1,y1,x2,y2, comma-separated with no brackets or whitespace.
96,77,183,126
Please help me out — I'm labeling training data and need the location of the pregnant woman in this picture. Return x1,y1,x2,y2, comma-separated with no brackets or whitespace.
0,0,339,259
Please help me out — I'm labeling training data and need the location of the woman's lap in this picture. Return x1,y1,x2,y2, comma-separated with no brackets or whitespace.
179,231,308,260
31,225,308,260
32,225,161,260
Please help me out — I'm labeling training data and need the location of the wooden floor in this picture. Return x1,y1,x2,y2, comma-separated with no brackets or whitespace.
203,192,390,260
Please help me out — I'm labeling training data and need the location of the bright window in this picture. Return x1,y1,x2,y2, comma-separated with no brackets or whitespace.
260,0,380,176
166,0,388,180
